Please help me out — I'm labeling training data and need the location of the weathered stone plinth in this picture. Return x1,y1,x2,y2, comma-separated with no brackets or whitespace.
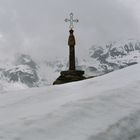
53,70,86,85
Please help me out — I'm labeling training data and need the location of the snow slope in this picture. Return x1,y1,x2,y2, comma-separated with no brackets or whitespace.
0,64,140,140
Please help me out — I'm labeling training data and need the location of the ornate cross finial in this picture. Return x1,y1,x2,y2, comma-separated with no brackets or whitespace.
65,13,79,29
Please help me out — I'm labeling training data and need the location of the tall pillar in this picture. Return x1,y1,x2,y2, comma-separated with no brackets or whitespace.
53,13,86,85
68,29,76,70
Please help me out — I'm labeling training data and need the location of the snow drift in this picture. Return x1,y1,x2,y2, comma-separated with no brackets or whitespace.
0,63,140,140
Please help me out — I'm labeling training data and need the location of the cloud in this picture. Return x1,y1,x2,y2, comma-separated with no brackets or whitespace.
0,0,139,60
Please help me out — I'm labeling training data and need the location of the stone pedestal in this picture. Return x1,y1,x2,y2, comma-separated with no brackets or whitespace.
53,70,85,85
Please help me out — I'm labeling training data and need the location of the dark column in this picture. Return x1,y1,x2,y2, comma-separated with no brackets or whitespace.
68,29,76,70
53,25,86,85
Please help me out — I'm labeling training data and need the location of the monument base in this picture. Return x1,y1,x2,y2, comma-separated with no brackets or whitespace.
53,70,86,85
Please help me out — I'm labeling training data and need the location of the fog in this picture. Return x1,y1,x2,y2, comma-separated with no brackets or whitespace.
0,0,140,61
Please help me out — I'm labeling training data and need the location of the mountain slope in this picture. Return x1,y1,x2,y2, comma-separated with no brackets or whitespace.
0,54,42,91
0,64,140,140
89,39,140,73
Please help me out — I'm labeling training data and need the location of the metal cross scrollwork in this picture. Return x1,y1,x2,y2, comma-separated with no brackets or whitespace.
65,13,79,29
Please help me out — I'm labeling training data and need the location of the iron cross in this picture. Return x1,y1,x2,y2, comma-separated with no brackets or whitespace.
65,13,79,29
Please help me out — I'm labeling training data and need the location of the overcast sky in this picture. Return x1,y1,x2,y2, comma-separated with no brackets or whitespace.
0,0,140,61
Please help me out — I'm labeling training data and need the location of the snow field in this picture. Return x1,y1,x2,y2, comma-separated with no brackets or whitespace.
0,64,140,140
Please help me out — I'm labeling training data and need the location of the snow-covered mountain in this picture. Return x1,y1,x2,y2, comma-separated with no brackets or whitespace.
0,61,140,140
0,39,140,91
89,39,140,73
0,54,40,91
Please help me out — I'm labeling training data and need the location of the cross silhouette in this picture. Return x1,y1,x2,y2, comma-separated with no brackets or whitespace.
65,13,79,29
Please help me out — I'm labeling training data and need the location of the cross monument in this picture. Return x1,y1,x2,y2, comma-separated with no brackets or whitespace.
53,13,85,85
65,13,78,70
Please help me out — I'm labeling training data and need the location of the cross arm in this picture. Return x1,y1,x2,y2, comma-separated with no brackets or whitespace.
64,18,71,22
